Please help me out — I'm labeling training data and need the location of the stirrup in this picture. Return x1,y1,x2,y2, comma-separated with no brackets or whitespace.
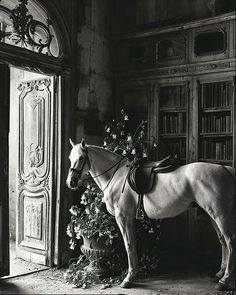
136,194,145,220
136,207,145,220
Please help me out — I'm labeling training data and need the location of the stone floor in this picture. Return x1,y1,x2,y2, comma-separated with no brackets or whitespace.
1,267,235,295
1,243,235,294
3,241,48,279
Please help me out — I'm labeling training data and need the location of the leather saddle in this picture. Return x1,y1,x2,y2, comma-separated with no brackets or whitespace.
127,155,180,220
128,155,179,195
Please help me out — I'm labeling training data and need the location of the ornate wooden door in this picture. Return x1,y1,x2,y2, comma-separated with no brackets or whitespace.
16,73,56,266
0,65,10,277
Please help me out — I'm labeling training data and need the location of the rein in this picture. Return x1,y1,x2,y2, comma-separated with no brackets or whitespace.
70,147,127,192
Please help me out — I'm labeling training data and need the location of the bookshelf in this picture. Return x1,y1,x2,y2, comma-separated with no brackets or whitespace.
159,84,188,162
199,80,233,164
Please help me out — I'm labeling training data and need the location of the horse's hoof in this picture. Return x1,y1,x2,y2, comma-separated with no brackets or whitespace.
215,282,229,291
120,281,132,288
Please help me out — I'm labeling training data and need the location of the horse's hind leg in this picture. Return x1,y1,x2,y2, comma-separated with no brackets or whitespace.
210,218,227,281
213,217,236,291
115,211,138,288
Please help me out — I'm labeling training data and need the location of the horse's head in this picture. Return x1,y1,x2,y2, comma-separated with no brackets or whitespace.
66,138,90,190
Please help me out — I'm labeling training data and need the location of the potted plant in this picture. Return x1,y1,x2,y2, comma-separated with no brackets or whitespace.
65,110,161,289
66,182,120,279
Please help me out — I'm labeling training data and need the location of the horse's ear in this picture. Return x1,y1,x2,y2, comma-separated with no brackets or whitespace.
80,138,86,150
69,138,76,147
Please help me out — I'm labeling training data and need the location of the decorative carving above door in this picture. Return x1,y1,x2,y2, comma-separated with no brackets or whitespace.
0,0,60,57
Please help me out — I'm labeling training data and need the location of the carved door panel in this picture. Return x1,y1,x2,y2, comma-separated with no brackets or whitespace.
0,64,10,277
16,73,55,265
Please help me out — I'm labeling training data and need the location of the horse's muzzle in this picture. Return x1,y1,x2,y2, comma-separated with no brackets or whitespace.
66,174,79,190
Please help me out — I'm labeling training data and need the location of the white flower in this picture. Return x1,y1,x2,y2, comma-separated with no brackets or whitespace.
70,243,75,250
69,239,76,250
112,134,117,139
85,208,90,214
127,135,132,142
103,141,107,146
74,225,80,232
66,226,73,237
140,131,144,137
124,115,129,121
69,205,78,216
95,207,100,214
143,152,147,158
76,230,82,239
80,194,87,205
148,228,154,234
122,150,127,156
131,149,136,155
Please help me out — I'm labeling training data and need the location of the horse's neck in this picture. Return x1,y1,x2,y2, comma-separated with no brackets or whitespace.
87,146,123,190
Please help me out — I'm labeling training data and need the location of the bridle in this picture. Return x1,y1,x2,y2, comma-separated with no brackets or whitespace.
69,148,91,177
69,147,126,191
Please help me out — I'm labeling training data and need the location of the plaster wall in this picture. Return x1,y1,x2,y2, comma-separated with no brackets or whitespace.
75,0,113,145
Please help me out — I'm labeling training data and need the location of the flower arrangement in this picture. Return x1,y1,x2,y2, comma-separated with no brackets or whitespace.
66,182,119,251
103,109,154,161
65,109,161,289
65,181,122,288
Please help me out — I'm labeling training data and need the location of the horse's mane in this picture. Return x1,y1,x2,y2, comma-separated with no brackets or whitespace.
88,145,123,158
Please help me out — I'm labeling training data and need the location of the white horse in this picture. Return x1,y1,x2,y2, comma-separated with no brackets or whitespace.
66,138,236,291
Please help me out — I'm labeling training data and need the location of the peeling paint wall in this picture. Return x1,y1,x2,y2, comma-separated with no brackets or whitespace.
75,0,113,145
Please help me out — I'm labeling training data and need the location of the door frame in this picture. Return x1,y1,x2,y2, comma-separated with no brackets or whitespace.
0,0,75,267
0,65,10,276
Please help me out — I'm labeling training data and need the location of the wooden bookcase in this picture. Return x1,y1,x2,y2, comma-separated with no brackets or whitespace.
198,79,234,165
158,83,188,162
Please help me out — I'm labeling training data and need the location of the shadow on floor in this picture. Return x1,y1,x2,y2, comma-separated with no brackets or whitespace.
0,281,25,294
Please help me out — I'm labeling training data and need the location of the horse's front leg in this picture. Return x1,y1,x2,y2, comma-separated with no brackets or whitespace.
115,211,138,288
